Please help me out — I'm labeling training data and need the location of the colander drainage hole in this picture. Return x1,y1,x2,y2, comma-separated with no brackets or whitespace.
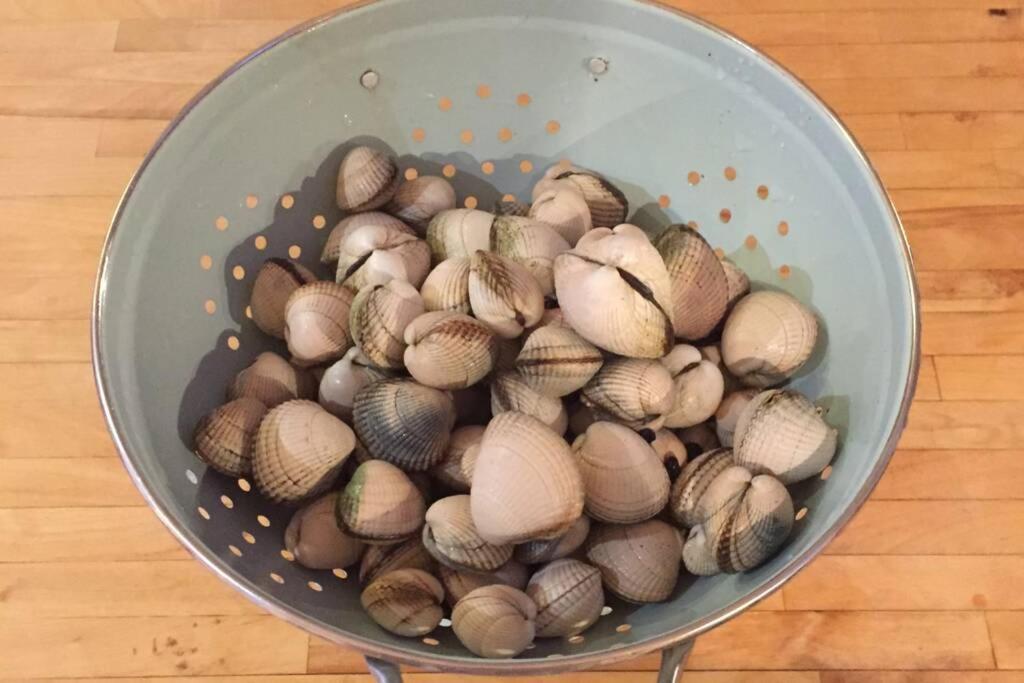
270,572,284,584
228,545,242,557
280,549,295,562
257,514,271,528
820,466,833,480
796,506,808,521
185,469,198,485
241,531,256,544
237,478,251,492
332,568,348,579
308,581,323,592
219,495,233,509
616,624,631,634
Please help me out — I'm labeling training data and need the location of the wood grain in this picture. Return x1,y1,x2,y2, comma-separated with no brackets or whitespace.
919,271,1024,313
987,612,1024,670
902,401,1024,449
874,450,1024,500
934,356,1024,400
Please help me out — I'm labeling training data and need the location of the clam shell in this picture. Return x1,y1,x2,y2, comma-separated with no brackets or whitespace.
337,460,426,543
721,258,750,309
250,258,317,338
580,358,675,430
452,585,537,658
573,422,670,524
494,198,531,217
490,372,568,436
404,311,498,389
721,291,818,387
515,324,603,397
349,279,425,369
420,258,472,314
430,425,485,492
384,175,457,233
661,344,725,429
468,250,544,339
359,537,437,584
529,186,593,246
533,167,628,228
336,145,400,212
700,344,742,394
252,400,355,503
353,378,455,471
361,568,444,637
439,561,530,607
335,220,430,292
715,388,759,447
322,212,410,265
229,352,316,408
318,347,388,421
284,492,365,569
423,495,514,572
490,215,570,296
585,519,682,603
554,224,674,358
733,389,837,484
527,559,604,638
192,397,268,477
284,282,355,364
654,225,729,340
649,428,687,481
668,447,734,528
471,411,585,545
514,514,591,565
677,423,721,460
426,208,494,262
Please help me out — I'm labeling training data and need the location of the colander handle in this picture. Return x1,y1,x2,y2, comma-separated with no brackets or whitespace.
365,656,402,682
657,638,696,682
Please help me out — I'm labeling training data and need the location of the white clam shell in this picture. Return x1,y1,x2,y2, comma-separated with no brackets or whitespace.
384,175,456,233
285,492,365,570
420,257,471,314
532,165,628,228
361,568,444,637
335,220,430,292
349,279,425,369
514,324,603,398
654,225,729,340
452,585,537,658
318,347,388,421
580,358,675,430
490,215,571,296
426,208,494,262
337,460,426,543
527,558,604,638
283,281,355,365
715,388,759,447
529,186,593,245
660,344,725,429
404,311,498,390
490,372,569,436
514,514,591,565
228,351,316,408
336,145,400,212
721,258,750,309
721,291,818,387
250,258,317,339
322,212,410,265
423,495,513,572
585,519,681,603
468,251,544,339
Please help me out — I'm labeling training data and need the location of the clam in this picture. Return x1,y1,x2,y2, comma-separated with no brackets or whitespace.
192,397,268,477
585,519,681,603
284,492,365,569
721,258,750,309
322,212,410,265
426,208,494,262
360,568,444,637
527,559,604,638
318,347,388,421
359,537,437,584
250,258,317,339
423,495,514,572
490,372,568,436
580,358,675,430
660,344,725,429
532,165,628,228
404,311,498,389
733,389,837,484
336,145,400,212
494,198,531,217
490,215,570,296
439,561,530,607
336,460,426,543
573,422,670,524
349,279,425,369
420,258,471,314
229,352,316,408
514,515,591,565
654,224,729,340
430,425,485,492
514,324,603,397
471,411,585,545
677,422,721,459
353,378,455,471
283,281,354,364
648,428,687,481
715,388,759,447
335,220,430,292
384,175,456,233
553,224,674,358
721,290,818,387
668,447,734,528
468,250,544,339
252,400,355,503
451,384,492,426
700,344,742,394
529,186,592,245
452,585,537,658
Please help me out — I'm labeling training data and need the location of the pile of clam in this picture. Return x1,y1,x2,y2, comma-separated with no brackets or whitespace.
193,145,837,658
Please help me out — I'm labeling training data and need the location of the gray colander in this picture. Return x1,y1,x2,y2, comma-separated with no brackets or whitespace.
92,0,920,680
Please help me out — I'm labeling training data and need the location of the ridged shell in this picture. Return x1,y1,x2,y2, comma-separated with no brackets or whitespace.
700,344,742,394
360,568,444,637
721,291,818,387
252,400,355,503
721,258,750,309
468,250,544,339
580,358,675,430
318,347,388,421
336,460,426,543
677,423,721,460
353,378,455,471
359,537,437,584
661,344,725,429
715,389,759,447
529,186,592,245
533,167,628,228
384,176,457,233
426,209,494,262
229,352,316,408
439,561,530,607
585,519,682,603
668,447,734,528
349,279,425,369
654,225,729,340
250,258,317,338
284,281,354,364
404,311,498,389
420,258,471,314
284,492,365,569
430,425,485,492
649,428,687,481
733,389,838,484
490,372,568,436
514,514,591,565
573,422,670,524
192,397,268,477
490,215,570,296
494,198,531,217
554,224,674,358
527,559,604,638
514,324,603,397
322,212,410,265
336,145,400,212
423,495,514,572
335,221,430,292
451,585,537,658
471,411,585,545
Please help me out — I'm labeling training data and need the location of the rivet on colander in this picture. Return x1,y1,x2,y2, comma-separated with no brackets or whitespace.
360,69,380,90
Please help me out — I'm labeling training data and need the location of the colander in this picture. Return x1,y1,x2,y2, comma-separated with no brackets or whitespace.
91,0,920,680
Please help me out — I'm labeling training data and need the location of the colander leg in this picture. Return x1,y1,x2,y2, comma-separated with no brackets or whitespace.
365,656,402,682
657,638,696,683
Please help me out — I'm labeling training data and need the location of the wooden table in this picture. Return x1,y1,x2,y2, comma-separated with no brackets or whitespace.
2,1,1023,681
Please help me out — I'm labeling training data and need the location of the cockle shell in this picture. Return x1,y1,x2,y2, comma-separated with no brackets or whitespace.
336,145,400,212
514,324,603,397
228,351,316,408
580,358,675,430
250,258,317,338
585,519,682,603
192,397,268,477
360,568,444,637
423,495,514,572
721,291,818,387
336,460,426,543
252,400,355,503
283,281,354,364
660,344,725,429
335,220,430,292
318,347,388,421
700,344,742,394
514,514,591,565
452,585,537,658
526,559,604,638
359,537,437,584
420,258,471,314
494,198,531,217
554,224,675,358
532,166,628,228
353,378,455,471
430,425,485,492
649,429,687,481
468,250,544,339
349,279,425,369
426,209,494,262
573,422,670,524
490,215,570,296
322,212,410,265
384,175,457,233
471,411,585,545
654,225,729,340
715,388,759,447
721,258,750,309
733,389,837,484
439,561,530,607
677,423,721,460
284,492,365,569
529,186,593,245
668,447,734,528
403,311,498,389
490,372,568,436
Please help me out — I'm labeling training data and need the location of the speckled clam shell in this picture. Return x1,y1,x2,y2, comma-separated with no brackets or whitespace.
534,167,628,228
722,291,818,387
349,279,425,369
384,175,457,233
527,559,604,638
490,215,570,296
514,514,591,565
335,221,430,292
420,258,471,314
733,389,838,484
284,492,365,570
360,568,444,637
403,311,498,390
654,225,729,340
283,281,354,365
468,250,544,339
229,352,316,408
250,258,317,338
715,388,759,447
661,344,725,429
471,411,585,545
649,429,687,481
322,212,410,265
430,425,485,493
423,495,514,572
554,225,674,358
426,208,494,262
359,537,437,585
585,519,682,603
336,145,400,212
494,198,531,217
580,358,675,430
529,186,592,246
318,347,388,421
353,378,455,472
439,561,530,607
515,324,603,398
252,400,355,504
573,422,670,524
677,423,721,460
490,372,568,436
721,258,750,309
336,460,426,543
192,397,267,477
668,447,734,528
452,585,537,659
